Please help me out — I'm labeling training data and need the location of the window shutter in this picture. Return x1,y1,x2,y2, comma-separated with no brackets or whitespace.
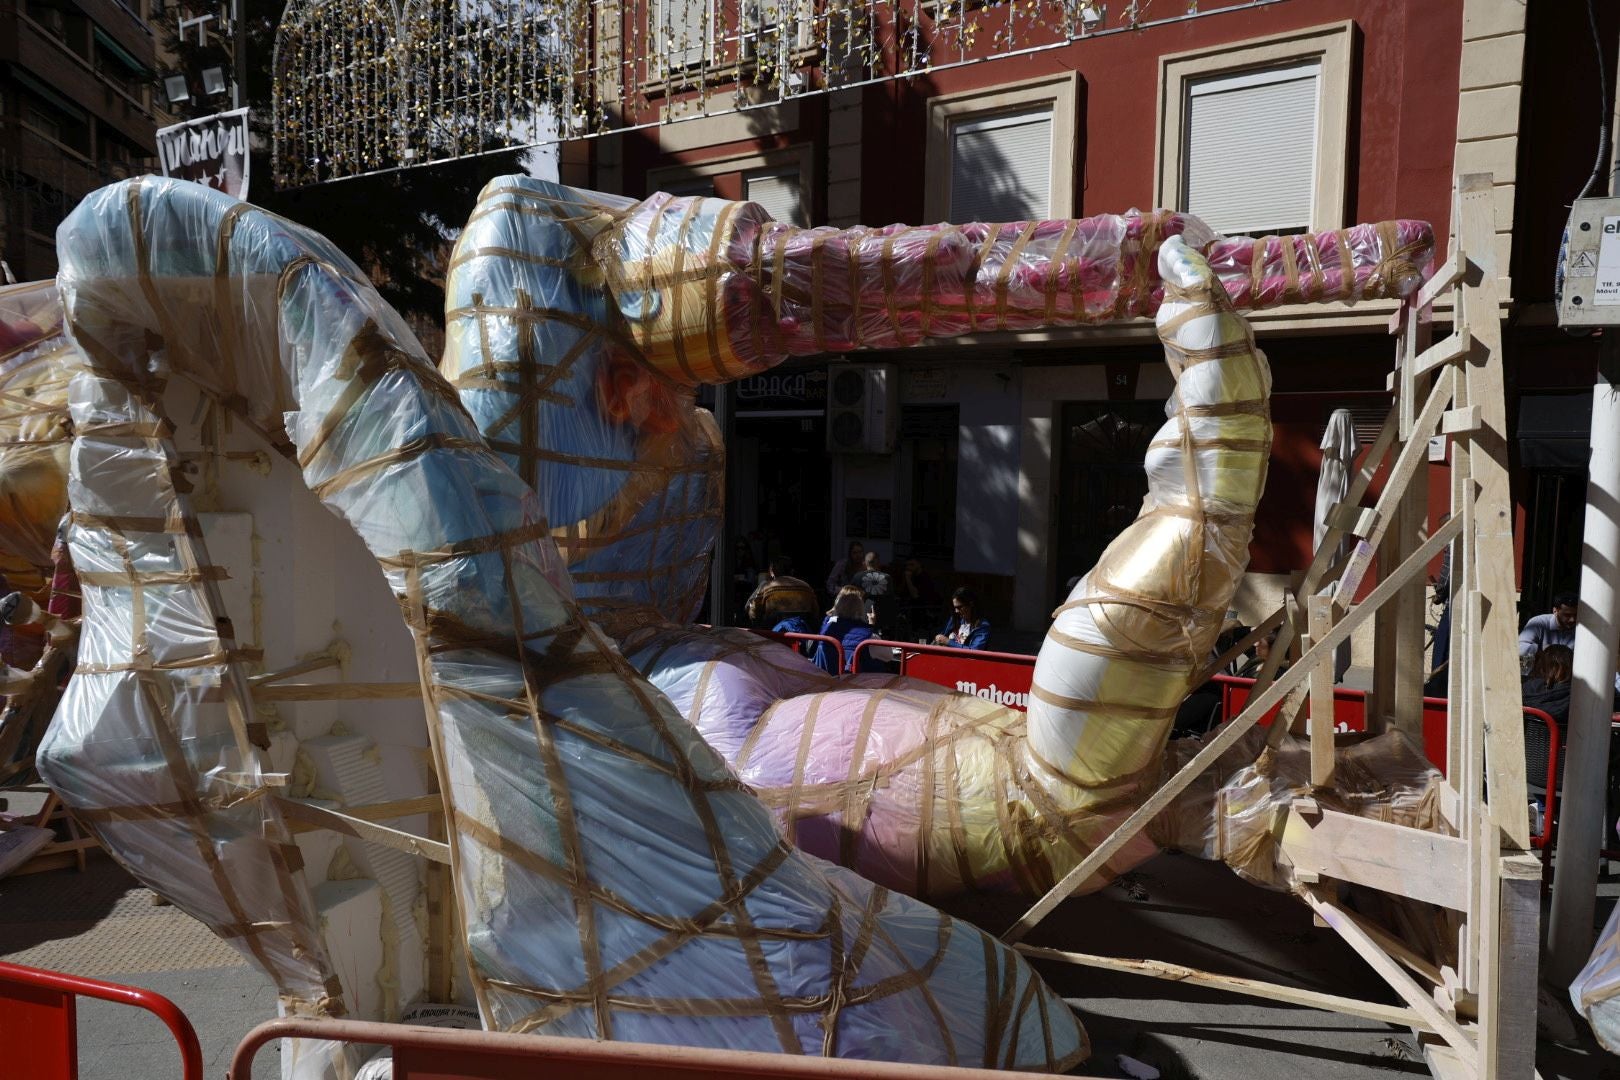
660,0,708,69
746,170,808,226
948,109,1053,223
1184,62,1321,235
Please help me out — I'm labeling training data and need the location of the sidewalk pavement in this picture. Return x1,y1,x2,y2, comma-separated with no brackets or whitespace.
1,820,1614,1078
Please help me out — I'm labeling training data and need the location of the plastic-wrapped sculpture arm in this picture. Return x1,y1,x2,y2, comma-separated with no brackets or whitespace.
43,177,1083,1069
588,194,1433,381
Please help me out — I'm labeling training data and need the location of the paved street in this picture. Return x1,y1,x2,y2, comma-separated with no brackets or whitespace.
1,832,1614,1078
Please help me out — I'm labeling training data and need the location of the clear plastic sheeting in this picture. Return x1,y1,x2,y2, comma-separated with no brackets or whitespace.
0,280,84,591
1150,727,1445,892
441,175,1439,905
1572,897,1620,1053
46,176,1084,1071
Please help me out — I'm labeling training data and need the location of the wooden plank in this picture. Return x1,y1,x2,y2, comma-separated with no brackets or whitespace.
1394,307,1436,740
1014,945,1433,1031
1193,606,1285,685
293,795,443,824
1328,504,1380,539
1443,406,1483,434
1280,806,1470,910
1352,908,1446,987
251,681,423,701
1303,888,1477,1062
1308,594,1335,785
1417,247,1470,311
247,654,343,686
1475,826,1501,1078
1413,330,1472,380
273,797,451,864
1490,853,1543,1079
1005,515,1463,942
1458,172,1530,850
1422,1043,1475,1080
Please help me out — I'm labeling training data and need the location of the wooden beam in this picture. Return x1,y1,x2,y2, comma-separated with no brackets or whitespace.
1308,594,1336,785
1488,853,1543,1078
1328,504,1381,539
1280,806,1470,910
1004,515,1463,942
1457,172,1530,850
1014,945,1433,1031
1413,330,1473,379
1416,247,1470,312
251,681,423,702
1394,301,1437,740
273,796,450,864
1443,406,1483,435
247,654,343,686
1302,888,1477,1061
1193,607,1285,685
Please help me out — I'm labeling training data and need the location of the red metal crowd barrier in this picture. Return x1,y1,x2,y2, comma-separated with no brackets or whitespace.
850,638,1037,707
0,959,203,1080
716,625,855,676
229,1016,1060,1079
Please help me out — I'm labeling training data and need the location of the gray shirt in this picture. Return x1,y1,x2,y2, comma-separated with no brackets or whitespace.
1518,612,1574,657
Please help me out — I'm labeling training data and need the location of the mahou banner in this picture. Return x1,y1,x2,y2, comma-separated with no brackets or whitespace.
156,108,250,199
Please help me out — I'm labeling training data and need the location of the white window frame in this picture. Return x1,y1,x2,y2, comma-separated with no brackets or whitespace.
653,0,713,75
647,145,814,223
925,72,1077,224
1155,21,1354,235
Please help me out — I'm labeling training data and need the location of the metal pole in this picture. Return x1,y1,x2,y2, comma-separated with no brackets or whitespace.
707,383,733,626
231,0,243,111
1548,29,1620,982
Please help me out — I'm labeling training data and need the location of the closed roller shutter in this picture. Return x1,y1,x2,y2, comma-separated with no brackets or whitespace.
948,108,1053,224
746,169,808,226
1184,62,1321,235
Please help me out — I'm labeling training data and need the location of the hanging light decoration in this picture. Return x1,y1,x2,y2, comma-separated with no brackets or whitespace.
272,0,1254,187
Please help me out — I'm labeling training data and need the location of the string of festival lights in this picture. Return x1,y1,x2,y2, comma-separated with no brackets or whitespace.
271,0,1274,188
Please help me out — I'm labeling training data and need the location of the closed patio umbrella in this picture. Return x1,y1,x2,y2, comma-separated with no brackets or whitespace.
1315,408,1359,680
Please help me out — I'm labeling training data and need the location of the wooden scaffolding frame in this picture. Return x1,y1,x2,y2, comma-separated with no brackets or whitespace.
1001,174,1541,1080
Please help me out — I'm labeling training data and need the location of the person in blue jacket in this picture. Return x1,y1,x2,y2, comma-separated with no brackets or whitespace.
814,586,877,674
934,586,991,650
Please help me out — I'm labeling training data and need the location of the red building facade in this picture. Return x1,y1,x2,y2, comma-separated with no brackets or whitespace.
564,0,1609,647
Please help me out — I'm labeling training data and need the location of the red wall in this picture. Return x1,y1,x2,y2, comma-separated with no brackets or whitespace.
616,1,1466,240
854,0,1463,234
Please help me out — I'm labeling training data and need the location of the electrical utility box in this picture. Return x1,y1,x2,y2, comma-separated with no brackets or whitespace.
1559,197,1620,328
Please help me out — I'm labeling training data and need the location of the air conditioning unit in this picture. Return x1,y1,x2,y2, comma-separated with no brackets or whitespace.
826,363,898,454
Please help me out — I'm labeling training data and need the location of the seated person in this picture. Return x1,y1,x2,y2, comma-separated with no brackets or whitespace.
1519,593,1577,662
814,586,877,674
745,556,819,640
934,586,991,650
1521,644,1573,725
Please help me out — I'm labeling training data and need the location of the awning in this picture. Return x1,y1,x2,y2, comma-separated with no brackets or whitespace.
93,27,147,76
1518,392,1593,471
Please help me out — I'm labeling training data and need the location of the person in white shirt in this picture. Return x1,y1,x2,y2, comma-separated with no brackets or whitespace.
1519,592,1578,658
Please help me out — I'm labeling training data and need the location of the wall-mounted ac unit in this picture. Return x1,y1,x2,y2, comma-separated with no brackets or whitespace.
826,363,898,454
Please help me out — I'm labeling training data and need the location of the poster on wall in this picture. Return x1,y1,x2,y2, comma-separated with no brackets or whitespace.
156,108,251,200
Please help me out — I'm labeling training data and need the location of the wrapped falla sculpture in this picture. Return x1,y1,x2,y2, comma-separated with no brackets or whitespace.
10,175,1442,1078
443,177,1443,898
